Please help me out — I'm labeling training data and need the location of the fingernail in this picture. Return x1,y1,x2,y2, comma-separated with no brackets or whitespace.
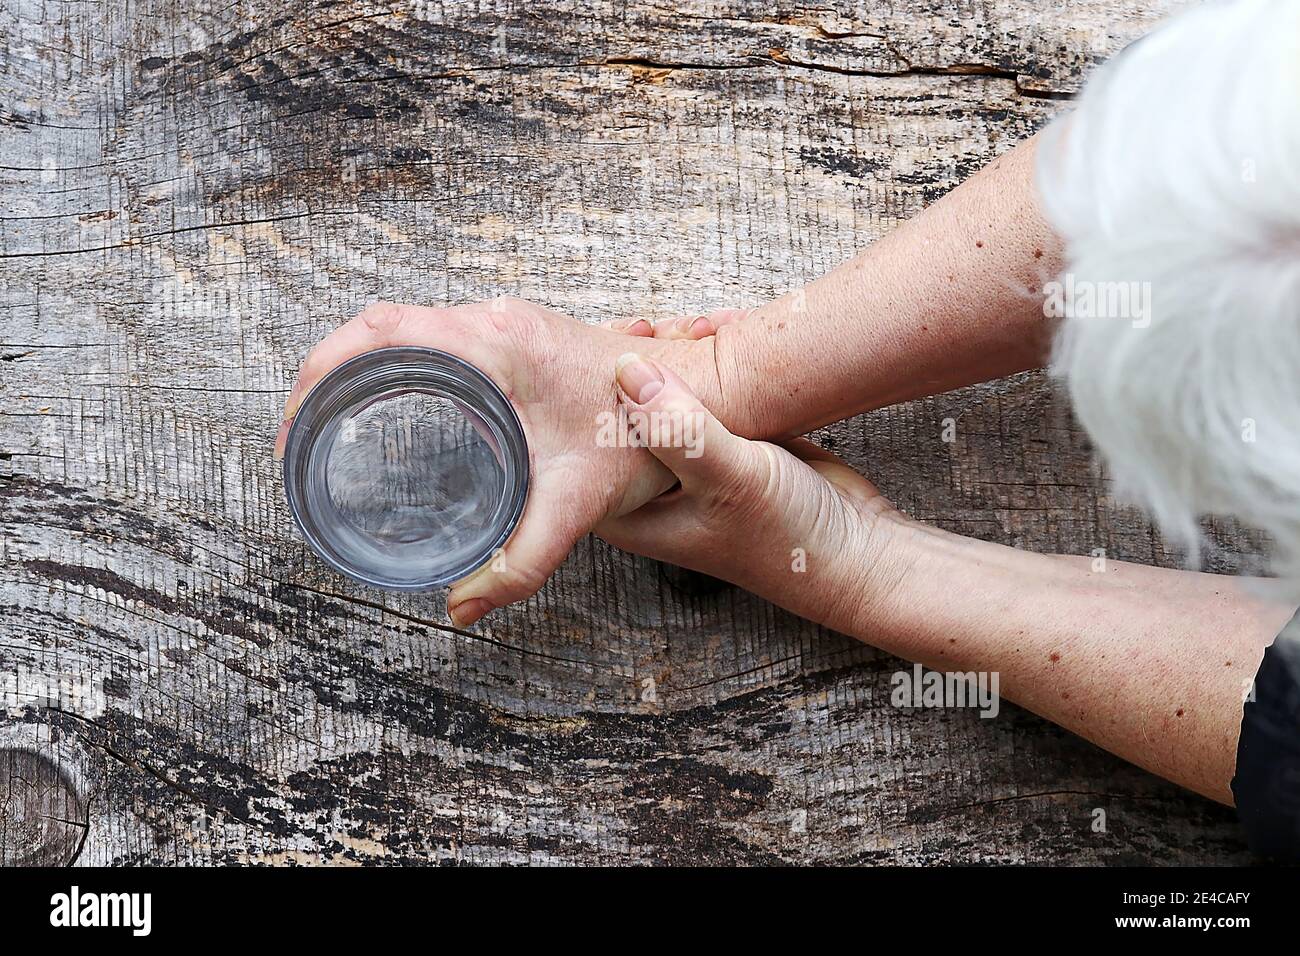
282,381,302,419
675,315,708,336
610,317,650,334
616,352,664,404
454,556,499,594
687,316,713,337
449,597,493,628
273,420,290,461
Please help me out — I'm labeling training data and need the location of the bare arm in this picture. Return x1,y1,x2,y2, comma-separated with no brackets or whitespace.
279,132,1063,626
671,134,1063,438
601,354,1295,805
629,133,1291,804
861,521,1292,805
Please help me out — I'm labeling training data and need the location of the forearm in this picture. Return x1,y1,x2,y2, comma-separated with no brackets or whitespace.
606,338,1292,803
707,133,1063,438
837,518,1295,804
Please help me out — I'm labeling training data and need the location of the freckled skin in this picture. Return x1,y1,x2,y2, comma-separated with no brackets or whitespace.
829,516,1291,806
709,136,1063,439
288,131,1297,807
609,132,1297,807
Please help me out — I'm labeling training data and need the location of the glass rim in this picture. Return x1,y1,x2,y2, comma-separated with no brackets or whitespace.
282,346,530,591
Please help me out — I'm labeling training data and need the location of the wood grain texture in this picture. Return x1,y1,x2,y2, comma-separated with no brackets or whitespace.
1,0,1258,865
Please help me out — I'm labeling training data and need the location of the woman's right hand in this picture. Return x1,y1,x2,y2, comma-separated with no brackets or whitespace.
276,298,726,627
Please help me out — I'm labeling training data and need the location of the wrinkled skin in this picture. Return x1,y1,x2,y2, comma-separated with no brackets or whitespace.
276,298,722,625
597,352,902,633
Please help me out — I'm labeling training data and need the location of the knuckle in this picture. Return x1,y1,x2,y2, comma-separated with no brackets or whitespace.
356,301,409,340
658,394,700,418
482,295,534,336
298,342,323,376
299,341,332,380
488,562,547,604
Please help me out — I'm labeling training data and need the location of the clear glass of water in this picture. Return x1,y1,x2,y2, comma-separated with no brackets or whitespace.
282,347,529,590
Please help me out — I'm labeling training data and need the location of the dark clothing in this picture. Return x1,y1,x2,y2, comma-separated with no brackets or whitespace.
1233,612,1300,861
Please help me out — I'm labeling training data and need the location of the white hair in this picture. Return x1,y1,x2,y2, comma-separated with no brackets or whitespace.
1036,0,1300,597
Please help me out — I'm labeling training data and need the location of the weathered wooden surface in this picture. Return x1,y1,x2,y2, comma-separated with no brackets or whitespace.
1,0,1255,865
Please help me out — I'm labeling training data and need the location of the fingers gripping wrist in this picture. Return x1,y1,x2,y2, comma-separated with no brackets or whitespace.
614,352,761,493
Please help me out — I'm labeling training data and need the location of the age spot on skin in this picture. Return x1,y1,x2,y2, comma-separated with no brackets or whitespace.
1176,708,1185,717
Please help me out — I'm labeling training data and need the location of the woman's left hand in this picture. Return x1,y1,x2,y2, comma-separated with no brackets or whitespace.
604,307,754,340
596,353,907,631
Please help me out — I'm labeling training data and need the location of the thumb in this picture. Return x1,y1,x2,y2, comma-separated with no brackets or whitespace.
614,352,760,491
445,477,597,629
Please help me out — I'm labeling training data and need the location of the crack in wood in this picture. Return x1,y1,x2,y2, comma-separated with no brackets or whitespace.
603,52,1075,99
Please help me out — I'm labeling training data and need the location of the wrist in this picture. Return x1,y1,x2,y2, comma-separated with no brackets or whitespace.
648,316,777,440
821,504,919,637
647,336,736,430
756,494,918,638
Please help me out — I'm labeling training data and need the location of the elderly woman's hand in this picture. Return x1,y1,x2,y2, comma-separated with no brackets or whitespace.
606,306,753,341
276,299,727,626
596,353,906,631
